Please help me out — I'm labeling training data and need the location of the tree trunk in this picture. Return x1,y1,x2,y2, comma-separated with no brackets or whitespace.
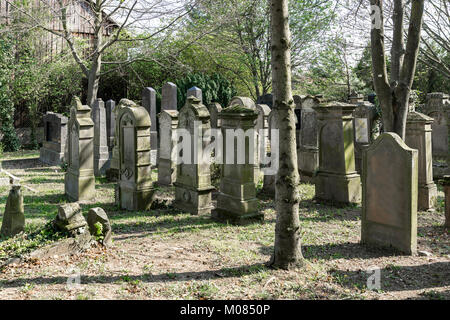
269,0,303,270
86,53,101,107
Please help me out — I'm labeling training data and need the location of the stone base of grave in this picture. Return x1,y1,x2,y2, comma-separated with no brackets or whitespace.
212,207,263,225
157,158,176,186
315,172,361,205
361,222,417,255
105,167,119,182
119,185,155,211
173,183,214,215
215,192,260,223
40,147,65,166
65,169,95,201
298,147,318,184
418,182,438,211
94,150,110,176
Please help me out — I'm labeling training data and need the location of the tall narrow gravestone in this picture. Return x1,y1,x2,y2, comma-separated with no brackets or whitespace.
174,97,214,215
92,98,110,176
208,102,222,129
361,133,418,255
352,99,376,174
105,99,116,152
313,102,361,205
255,104,271,184
117,101,155,211
406,111,437,210
261,109,278,196
213,105,261,223
157,110,179,186
142,87,158,166
297,95,321,183
65,97,95,201
39,112,68,166
161,82,177,111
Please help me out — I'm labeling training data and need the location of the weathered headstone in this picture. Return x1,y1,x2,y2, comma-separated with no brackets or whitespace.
255,104,271,184
213,105,261,223
174,97,214,215
92,98,110,176
187,86,203,102
0,185,24,237
361,133,418,255
117,100,155,210
161,82,177,111
142,87,158,166
261,109,278,196
39,112,68,166
442,176,450,228
405,111,438,210
105,99,116,152
229,96,256,110
87,207,112,247
65,97,95,201
424,93,449,177
297,95,321,183
352,100,376,174
54,202,87,236
208,102,222,129
313,102,361,205
157,110,179,186
105,99,128,181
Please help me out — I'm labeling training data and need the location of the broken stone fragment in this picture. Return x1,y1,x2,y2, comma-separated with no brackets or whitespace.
1,185,25,237
87,207,112,247
54,202,87,236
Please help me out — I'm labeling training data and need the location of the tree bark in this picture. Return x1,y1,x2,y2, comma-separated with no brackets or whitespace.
269,0,303,270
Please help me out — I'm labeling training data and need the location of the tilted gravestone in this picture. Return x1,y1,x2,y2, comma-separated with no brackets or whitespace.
92,98,110,176
157,110,179,186
117,100,155,210
208,102,223,129
297,95,321,183
0,185,25,237
313,102,361,205
105,99,116,152
105,99,128,181
424,93,449,177
213,105,261,223
39,112,68,166
406,111,437,210
161,82,177,111
65,97,95,201
187,86,203,102
174,97,214,215
54,202,87,236
87,207,112,247
142,87,158,166
361,133,418,255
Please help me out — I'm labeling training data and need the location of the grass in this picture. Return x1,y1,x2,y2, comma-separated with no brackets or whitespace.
0,151,449,300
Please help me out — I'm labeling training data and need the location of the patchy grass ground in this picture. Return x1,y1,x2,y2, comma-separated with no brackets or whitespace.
0,152,448,300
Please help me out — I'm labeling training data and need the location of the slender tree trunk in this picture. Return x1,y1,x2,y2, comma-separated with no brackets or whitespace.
269,0,303,270
86,1,103,107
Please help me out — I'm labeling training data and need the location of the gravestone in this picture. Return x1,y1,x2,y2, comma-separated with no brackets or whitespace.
54,202,87,236
261,109,278,196
64,97,95,201
187,86,203,102
92,99,110,176
174,97,214,215
352,99,376,174
105,99,116,152
157,110,179,186
255,104,271,184
142,87,158,166
424,93,449,177
0,185,24,237
361,133,418,255
256,93,273,108
442,176,450,228
105,99,128,181
39,112,68,166
208,102,223,129
297,95,321,183
229,96,256,110
161,82,177,111
87,207,112,247
313,102,361,205
213,105,261,223
406,111,438,210
117,100,155,210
